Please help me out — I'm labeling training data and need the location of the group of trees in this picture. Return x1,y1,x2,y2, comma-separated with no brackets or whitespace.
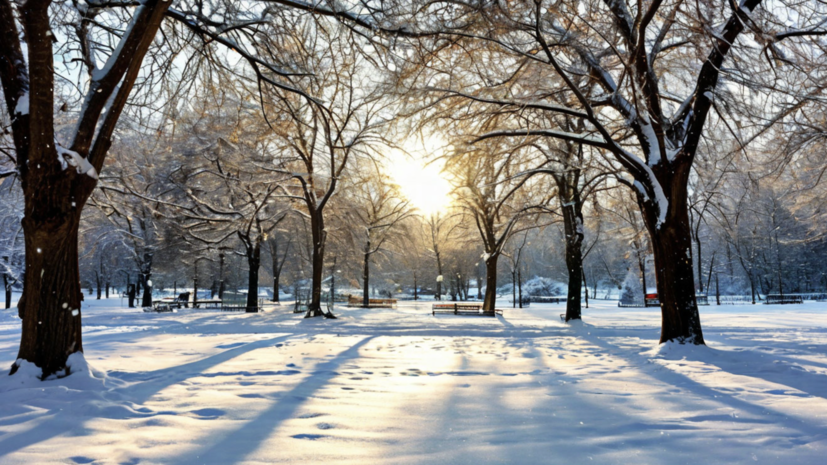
2,0,827,378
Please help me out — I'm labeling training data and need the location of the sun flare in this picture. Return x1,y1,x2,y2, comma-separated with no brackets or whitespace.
388,157,453,216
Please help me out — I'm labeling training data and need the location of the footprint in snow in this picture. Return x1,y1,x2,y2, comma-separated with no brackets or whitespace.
317,422,336,430
70,458,96,464
190,408,226,418
238,393,265,399
292,434,327,440
298,412,327,419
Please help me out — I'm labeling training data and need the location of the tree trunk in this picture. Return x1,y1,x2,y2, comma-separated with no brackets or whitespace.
246,241,261,312
640,181,705,345
140,271,152,307
476,264,482,300
193,268,198,308
305,211,332,318
218,254,225,300
96,273,101,300
362,245,370,307
517,266,523,309
272,275,280,303
695,234,703,293
127,284,135,308
105,282,109,299
5,273,12,309
13,211,85,378
271,251,279,303
483,255,499,312
562,201,584,321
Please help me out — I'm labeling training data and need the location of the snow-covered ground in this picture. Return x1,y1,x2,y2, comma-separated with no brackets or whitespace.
1,299,826,464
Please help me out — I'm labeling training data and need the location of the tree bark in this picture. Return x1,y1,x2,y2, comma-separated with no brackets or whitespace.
305,211,332,318
13,210,85,378
4,273,12,309
246,241,261,312
517,266,523,309
562,201,584,321
270,250,279,303
639,173,705,344
140,271,152,307
695,234,703,293
483,255,498,311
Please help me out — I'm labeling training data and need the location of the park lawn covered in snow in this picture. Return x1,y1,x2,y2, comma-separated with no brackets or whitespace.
0,299,826,464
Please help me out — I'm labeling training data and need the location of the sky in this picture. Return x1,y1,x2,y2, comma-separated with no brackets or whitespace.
385,135,454,216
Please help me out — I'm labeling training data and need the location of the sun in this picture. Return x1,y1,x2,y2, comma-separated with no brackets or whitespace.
389,158,453,216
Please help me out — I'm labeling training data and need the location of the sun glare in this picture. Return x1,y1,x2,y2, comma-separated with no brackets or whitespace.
388,157,453,216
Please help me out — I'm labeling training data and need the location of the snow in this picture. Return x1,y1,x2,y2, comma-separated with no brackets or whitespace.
1,298,827,463
14,92,28,116
56,144,98,179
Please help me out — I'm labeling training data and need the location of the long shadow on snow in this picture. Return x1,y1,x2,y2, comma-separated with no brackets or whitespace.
170,335,374,465
410,336,691,464
477,335,816,464
0,333,298,459
571,326,827,441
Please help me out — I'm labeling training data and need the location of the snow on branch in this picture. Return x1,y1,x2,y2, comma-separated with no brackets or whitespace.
475,129,612,150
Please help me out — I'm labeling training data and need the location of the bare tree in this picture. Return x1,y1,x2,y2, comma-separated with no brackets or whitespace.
0,0,321,377
260,21,393,317
344,165,414,307
448,140,555,311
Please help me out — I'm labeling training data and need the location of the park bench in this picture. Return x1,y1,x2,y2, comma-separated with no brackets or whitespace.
347,295,398,308
151,292,190,309
696,294,709,306
432,302,502,316
192,298,223,309
765,294,804,305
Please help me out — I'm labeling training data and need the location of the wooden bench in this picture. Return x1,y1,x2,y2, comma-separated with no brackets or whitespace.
432,303,502,316
765,294,804,305
347,295,397,308
192,298,223,309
